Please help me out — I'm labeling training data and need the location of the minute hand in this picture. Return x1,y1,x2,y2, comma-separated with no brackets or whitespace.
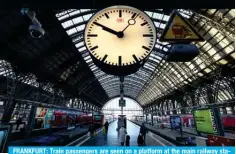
93,22,119,36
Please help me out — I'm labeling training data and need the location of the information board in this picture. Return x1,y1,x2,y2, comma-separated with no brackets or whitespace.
193,108,223,135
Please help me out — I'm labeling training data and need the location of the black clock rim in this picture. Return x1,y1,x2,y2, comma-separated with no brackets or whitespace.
90,53,145,76
83,5,157,66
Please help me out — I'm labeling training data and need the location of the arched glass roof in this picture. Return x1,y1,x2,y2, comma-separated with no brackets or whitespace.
55,9,234,106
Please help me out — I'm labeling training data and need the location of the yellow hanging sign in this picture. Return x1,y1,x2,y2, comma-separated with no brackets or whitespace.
159,11,205,42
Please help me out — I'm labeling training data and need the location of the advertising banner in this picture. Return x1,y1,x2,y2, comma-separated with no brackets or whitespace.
34,107,48,129
44,109,54,129
170,116,181,129
34,107,54,129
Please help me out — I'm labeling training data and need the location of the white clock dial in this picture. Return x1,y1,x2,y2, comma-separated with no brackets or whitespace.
84,6,157,66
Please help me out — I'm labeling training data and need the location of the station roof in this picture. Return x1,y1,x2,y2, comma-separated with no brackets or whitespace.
0,9,234,108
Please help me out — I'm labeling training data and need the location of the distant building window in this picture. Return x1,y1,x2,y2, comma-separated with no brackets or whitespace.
102,97,143,119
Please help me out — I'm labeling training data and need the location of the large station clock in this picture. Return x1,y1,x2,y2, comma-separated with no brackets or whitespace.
84,6,157,76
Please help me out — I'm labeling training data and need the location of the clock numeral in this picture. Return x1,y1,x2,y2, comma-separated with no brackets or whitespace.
141,22,148,26
143,34,153,37
105,13,109,19
142,46,151,51
132,54,139,62
131,13,137,19
90,46,98,51
102,54,108,62
87,34,98,37
119,10,122,17
118,56,122,66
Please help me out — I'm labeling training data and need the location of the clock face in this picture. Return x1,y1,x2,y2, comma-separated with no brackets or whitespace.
84,6,157,66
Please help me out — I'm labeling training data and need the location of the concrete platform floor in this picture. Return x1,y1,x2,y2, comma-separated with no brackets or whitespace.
79,120,174,146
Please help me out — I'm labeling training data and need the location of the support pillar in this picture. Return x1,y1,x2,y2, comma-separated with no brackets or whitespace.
120,76,124,115
52,89,57,105
231,106,235,115
166,100,170,115
190,92,196,106
171,98,177,114
2,76,18,123
151,114,154,126
25,104,37,138
206,86,215,104
26,82,43,137
71,98,75,108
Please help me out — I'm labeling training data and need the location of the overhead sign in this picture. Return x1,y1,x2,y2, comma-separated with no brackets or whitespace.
119,99,126,107
159,11,204,42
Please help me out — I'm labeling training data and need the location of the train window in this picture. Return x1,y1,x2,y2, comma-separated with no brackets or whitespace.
226,107,233,115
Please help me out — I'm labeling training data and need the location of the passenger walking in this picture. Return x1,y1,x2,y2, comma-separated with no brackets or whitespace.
140,123,148,144
125,135,130,146
104,121,109,134
119,126,127,146
88,124,95,137
137,133,144,146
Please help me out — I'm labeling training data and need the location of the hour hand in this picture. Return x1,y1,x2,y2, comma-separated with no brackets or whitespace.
93,22,119,36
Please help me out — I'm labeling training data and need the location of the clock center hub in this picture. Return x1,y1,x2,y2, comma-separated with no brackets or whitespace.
117,31,124,38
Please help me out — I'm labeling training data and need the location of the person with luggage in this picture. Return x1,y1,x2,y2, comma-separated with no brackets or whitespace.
119,126,127,146
140,122,148,144
137,133,144,146
88,124,95,137
104,121,109,134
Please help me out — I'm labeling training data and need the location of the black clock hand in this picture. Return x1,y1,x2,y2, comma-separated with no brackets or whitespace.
93,22,120,37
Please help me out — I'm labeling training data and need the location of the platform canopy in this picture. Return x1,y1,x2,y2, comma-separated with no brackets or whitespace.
0,9,234,109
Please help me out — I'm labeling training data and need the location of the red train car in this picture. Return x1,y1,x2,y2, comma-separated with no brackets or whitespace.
221,115,235,131
93,115,104,125
82,114,93,124
75,115,83,124
181,115,195,127
52,110,68,127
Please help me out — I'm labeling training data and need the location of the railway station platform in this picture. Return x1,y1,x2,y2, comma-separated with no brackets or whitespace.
72,120,175,146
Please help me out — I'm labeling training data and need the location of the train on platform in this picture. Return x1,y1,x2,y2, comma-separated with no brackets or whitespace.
33,106,106,129
180,114,235,131
147,114,235,131
46,112,105,128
